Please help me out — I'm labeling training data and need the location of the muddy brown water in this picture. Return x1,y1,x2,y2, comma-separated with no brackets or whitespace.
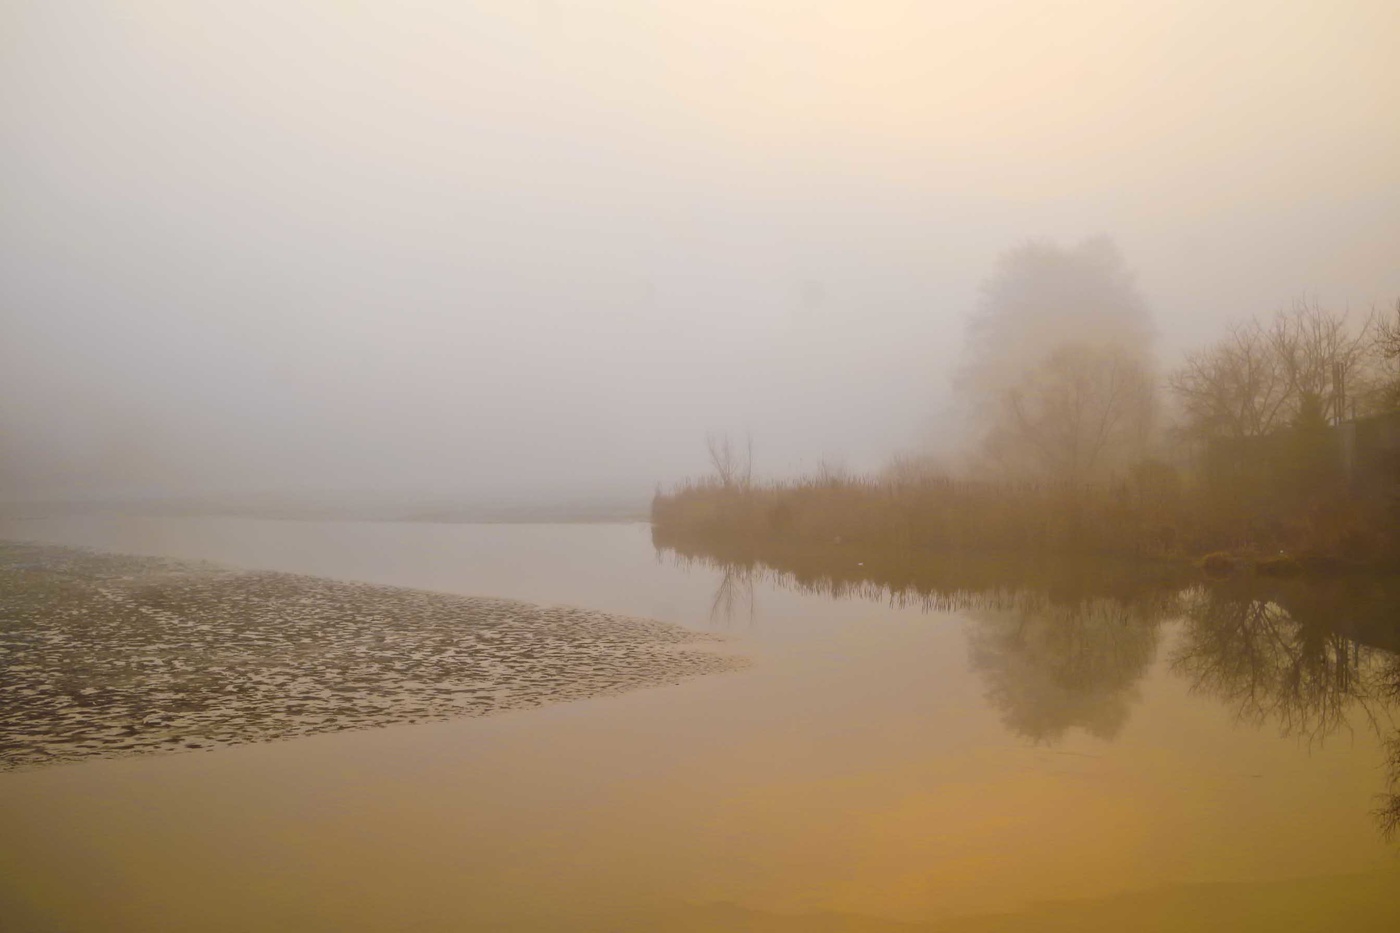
2,515,1399,931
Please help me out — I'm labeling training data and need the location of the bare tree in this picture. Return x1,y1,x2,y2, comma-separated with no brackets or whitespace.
1266,298,1373,423
1169,299,1380,442
705,431,752,488
1380,299,1400,358
1167,317,1291,441
982,343,1156,484
1373,298,1400,410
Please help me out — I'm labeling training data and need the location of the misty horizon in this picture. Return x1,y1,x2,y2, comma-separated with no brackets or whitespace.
7,6,1400,931
5,1,1398,503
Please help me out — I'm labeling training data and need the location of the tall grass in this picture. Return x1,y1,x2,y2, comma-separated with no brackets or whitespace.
651,470,1395,565
653,473,1188,558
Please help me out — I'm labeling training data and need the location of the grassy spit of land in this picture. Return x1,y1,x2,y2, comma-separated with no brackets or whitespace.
652,473,1399,576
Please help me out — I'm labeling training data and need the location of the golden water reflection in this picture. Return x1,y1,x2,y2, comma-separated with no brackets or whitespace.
661,534,1400,843
2,518,1400,930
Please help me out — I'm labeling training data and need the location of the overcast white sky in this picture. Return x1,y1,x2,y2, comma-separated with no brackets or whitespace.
3,1,1398,501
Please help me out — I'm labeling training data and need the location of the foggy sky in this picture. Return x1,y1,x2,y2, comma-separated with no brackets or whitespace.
4,1,1398,502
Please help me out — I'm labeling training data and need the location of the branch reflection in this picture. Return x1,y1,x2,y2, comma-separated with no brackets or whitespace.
656,529,1400,839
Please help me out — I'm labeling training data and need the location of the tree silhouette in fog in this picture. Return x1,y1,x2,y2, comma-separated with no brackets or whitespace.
981,343,1156,485
959,238,1157,483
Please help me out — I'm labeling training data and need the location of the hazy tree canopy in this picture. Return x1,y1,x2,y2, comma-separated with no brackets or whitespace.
959,238,1157,481
961,238,1153,404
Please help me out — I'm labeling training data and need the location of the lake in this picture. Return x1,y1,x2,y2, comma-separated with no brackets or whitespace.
2,515,1399,931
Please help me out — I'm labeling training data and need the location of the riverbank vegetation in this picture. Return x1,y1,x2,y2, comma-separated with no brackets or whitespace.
652,465,1390,570
654,241,1400,572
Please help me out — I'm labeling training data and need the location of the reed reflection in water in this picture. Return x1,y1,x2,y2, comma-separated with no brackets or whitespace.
657,529,1400,840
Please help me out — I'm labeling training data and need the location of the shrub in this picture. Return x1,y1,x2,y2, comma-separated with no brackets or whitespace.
1199,552,1238,576
1257,554,1303,577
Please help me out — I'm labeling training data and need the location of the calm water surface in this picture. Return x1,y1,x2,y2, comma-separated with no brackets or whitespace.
2,515,1399,931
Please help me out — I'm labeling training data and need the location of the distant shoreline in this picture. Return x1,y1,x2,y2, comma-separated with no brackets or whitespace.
0,498,651,526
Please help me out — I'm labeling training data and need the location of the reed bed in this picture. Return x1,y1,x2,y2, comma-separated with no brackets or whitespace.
652,472,1395,566
653,475,1191,558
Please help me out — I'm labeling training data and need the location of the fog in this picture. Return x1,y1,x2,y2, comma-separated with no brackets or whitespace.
4,0,1398,505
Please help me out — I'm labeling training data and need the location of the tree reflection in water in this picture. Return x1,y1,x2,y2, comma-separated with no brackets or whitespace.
1171,586,1385,744
708,564,757,629
654,529,1400,839
967,597,1163,742
1171,581,1400,837
1380,687,1400,840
